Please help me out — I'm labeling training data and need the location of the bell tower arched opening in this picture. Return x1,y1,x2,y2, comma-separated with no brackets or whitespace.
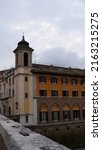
24,52,28,66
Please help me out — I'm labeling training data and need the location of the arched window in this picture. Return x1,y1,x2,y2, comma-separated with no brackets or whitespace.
24,52,28,66
51,104,60,121
63,104,71,120
39,103,48,122
72,104,80,120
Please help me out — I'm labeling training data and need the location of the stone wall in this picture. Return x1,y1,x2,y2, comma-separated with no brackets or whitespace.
0,134,7,150
28,121,85,149
0,115,70,150
36,97,85,125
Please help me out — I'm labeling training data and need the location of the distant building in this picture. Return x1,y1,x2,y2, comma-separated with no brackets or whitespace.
0,36,85,125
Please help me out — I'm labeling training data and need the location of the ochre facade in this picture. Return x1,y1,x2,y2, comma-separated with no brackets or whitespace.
0,36,85,125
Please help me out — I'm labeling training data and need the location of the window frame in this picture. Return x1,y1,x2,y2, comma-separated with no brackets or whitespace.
72,91,78,97
40,111,48,122
9,78,11,86
73,110,80,119
26,115,28,123
24,52,28,66
72,79,77,85
62,78,68,84
40,90,47,96
62,90,68,97
81,79,85,85
25,93,28,98
52,111,60,121
63,110,70,120
51,77,57,84
25,77,28,82
51,90,58,97
39,76,46,83
81,91,85,97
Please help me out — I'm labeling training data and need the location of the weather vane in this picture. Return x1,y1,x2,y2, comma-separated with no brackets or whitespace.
22,32,25,40
22,32,24,36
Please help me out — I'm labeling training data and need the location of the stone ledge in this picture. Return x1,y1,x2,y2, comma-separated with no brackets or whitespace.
0,134,7,150
0,115,71,150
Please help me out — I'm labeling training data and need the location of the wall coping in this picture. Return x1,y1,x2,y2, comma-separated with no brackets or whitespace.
0,115,71,150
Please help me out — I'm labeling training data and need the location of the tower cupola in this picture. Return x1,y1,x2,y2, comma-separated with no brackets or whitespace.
13,36,33,53
13,36,34,68
18,36,29,47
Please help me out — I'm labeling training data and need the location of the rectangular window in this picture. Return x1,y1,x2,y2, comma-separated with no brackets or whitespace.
82,110,85,119
51,90,58,96
25,77,28,82
40,90,47,96
62,78,68,84
4,85,5,96
62,90,68,97
9,89,11,97
51,77,57,84
26,115,28,123
81,91,85,97
72,79,77,85
81,79,85,85
72,91,78,97
9,78,11,86
25,93,28,98
39,76,46,83
12,77,14,84
12,90,14,97
6,79,8,83
16,102,18,109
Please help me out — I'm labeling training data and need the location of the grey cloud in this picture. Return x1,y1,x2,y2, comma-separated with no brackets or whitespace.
0,0,84,69
37,47,85,69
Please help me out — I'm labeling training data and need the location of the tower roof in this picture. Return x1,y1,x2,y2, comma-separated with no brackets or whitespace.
18,36,29,46
13,36,34,53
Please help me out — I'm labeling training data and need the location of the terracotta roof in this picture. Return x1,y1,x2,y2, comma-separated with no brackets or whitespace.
31,64,85,77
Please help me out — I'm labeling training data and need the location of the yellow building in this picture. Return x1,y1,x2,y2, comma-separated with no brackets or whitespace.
0,36,85,125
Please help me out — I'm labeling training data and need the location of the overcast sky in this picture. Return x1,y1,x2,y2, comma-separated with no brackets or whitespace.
0,0,84,70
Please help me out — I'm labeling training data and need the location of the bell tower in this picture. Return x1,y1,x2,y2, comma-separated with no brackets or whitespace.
13,36,34,68
13,36,34,125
